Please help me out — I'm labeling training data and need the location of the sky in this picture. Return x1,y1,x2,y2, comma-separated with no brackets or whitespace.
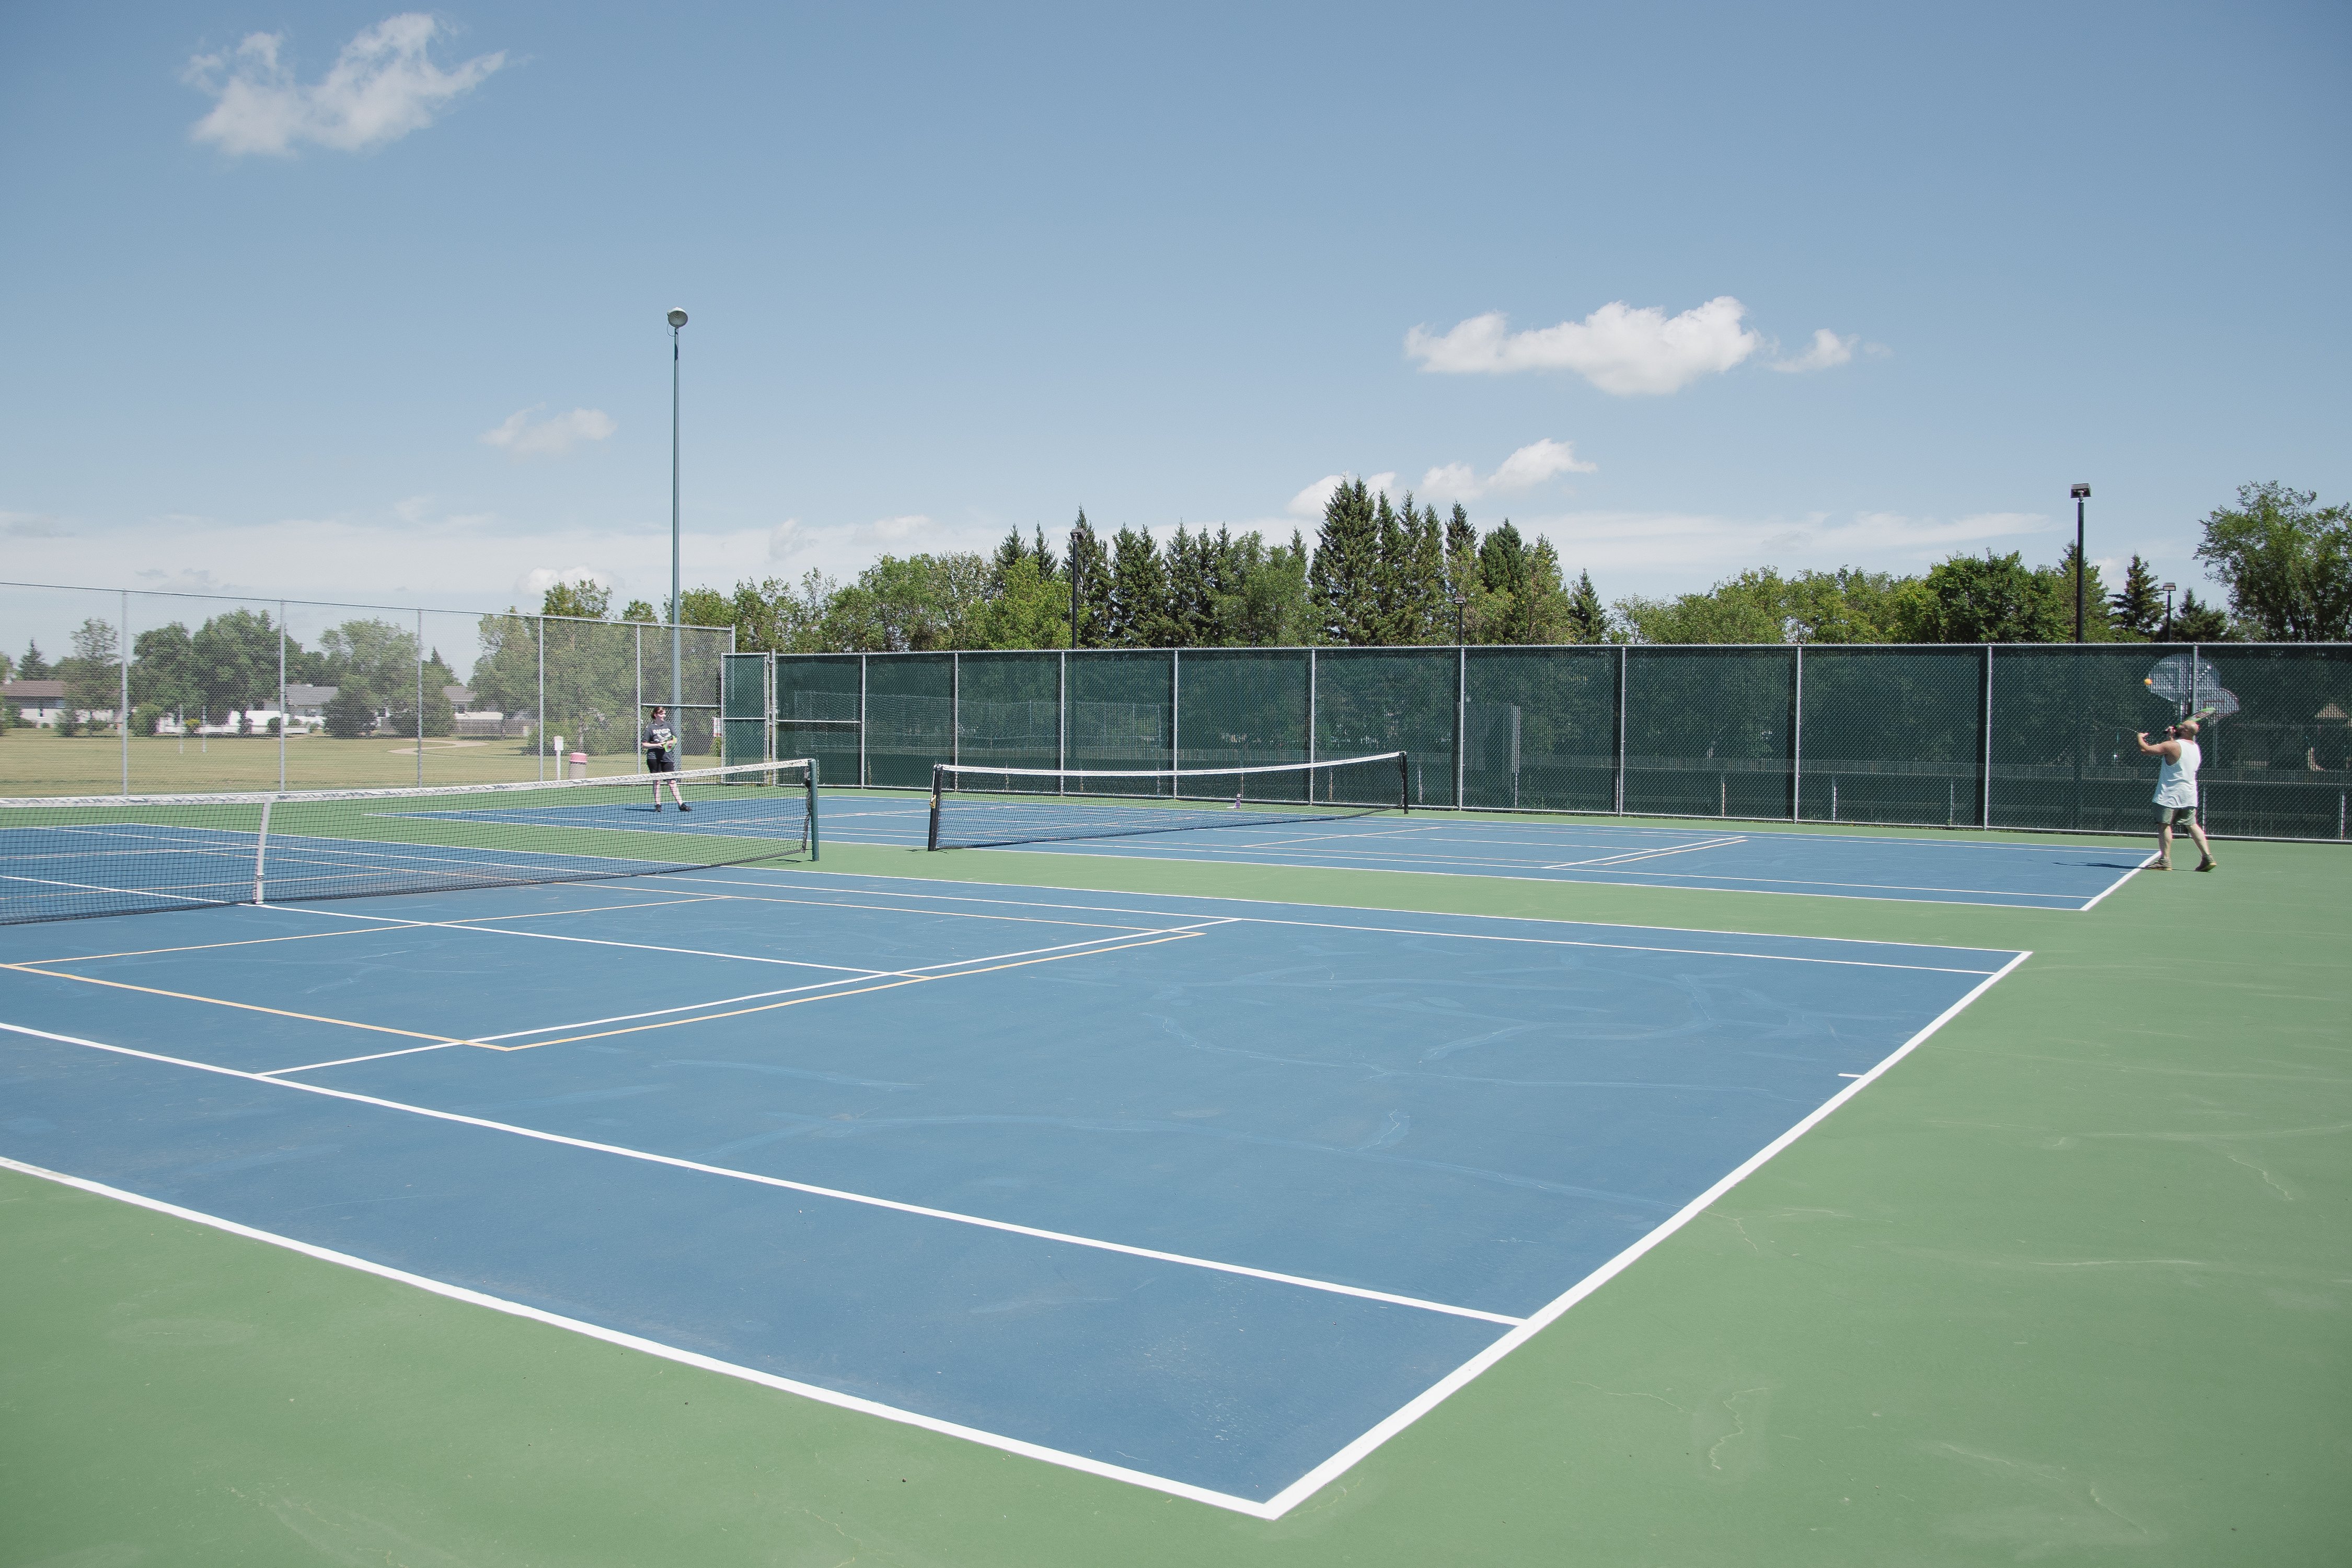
2,0,2348,648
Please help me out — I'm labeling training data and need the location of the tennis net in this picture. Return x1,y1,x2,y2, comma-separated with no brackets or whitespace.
927,752,1408,849
0,760,818,926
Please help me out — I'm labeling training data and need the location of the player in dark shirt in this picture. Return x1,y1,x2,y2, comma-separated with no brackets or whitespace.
642,706,690,811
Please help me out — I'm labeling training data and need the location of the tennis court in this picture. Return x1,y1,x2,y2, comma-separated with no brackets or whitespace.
827,789,2152,909
0,863,2021,1513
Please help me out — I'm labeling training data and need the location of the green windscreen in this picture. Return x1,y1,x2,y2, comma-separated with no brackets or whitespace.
1463,648,1615,812
1799,648,1984,826
773,654,862,787
1316,649,1458,807
1624,647,1794,820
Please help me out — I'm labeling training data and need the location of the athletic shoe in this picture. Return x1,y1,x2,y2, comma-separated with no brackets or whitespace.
2153,859,2171,871
2196,858,2217,872
653,803,663,811
679,803,692,812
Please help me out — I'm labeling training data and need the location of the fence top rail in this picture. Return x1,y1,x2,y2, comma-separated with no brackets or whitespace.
770,641,2352,659
1,578,725,636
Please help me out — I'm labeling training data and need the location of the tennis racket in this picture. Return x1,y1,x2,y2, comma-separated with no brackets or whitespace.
2141,653,2239,728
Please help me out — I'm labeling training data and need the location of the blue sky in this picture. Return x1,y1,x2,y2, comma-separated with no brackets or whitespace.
2,1,2346,635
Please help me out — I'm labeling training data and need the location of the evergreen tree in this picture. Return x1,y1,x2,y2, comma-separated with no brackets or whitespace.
2169,587,2235,642
1389,501,1445,644
1107,526,1174,647
1370,492,1410,643
1066,510,1112,648
1565,569,1607,643
1478,521,1530,641
1520,538,1574,643
1308,479,1380,645
18,640,49,679
1029,525,1059,581
2047,540,2115,639
989,527,1030,586
1165,524,1212,647
2108,554,2164,639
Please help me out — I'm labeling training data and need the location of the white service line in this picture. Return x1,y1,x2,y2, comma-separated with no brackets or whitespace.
286,904,891,975
0,1020,1519,1330
663,869,2027,958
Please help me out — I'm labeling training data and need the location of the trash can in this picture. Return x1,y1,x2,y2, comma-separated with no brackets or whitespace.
568,752,588,780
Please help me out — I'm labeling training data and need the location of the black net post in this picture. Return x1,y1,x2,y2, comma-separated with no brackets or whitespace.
927,765,944,850
1398,750,1411,813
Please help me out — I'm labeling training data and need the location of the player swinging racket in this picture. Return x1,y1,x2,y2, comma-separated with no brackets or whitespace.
2134,719,2212,872
642,705,690,812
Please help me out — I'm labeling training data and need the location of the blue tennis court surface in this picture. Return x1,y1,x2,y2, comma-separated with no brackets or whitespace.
0,868,2025,1514
829,794,2152,909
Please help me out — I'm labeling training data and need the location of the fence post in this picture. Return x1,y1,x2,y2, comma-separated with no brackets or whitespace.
416,607,424,786
1057,649,1067,787
633,624,642,770
1170,648,1182,797
1306,647,1316,767
1791,642,1804,822
536,617,545,782
119,590,131,795
950,651,960,767
1455,644,1467,810
859,653,869,787
1980,644,1994,827
1614,644,1628,814
277,603,287,792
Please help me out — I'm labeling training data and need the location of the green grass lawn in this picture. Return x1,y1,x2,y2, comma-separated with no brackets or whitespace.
2,831,2345,1565
0,732,663,796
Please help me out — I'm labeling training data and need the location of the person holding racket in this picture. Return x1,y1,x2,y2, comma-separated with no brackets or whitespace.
642,705,690,812
2135,718,2212,871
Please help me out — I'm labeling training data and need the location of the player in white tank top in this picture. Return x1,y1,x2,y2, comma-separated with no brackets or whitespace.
2134,719,2216,871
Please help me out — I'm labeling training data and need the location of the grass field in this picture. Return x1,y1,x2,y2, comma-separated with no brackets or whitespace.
0,732,667,795
2,826,2345,1565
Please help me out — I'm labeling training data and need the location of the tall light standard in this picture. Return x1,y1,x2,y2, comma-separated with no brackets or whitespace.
668,308,688,725
2161,581,2177,641
2070,483,2091,642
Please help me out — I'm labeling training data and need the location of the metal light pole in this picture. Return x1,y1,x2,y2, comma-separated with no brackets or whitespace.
2070,483,2091,642
1068,525,1081,650
2161,581,2176,641
668,308,688,729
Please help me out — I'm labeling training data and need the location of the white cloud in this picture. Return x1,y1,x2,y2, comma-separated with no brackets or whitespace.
1410,440,1599,503
1287,476,1345,519
1769,329,1858,374
1405,297,1765,396
185,14,504,156
518,565,613,601
480,406,617,458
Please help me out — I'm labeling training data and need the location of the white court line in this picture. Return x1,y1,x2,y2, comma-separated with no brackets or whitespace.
1249,947,2035,1518
287,904,891,976
254,923,1235,1073
1545,836,1748,869
655,875,2013,975
665,868,2028,956
983,845,2098,907
2077,851,2162,912
0,1020,1519,1329
0,1154,1293,1517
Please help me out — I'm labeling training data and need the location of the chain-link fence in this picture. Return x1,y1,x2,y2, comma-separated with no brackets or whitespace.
2,579,732,798
742,642,2352,841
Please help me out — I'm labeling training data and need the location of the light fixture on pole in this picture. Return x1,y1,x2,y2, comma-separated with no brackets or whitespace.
668,308,688,728
2069,483,2091,642
2161,581,2176,641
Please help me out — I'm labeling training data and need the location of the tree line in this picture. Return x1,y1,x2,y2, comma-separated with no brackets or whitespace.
644,478,2350,654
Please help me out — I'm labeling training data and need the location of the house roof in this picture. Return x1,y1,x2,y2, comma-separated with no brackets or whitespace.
284,684,339,705
3,680,66,698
